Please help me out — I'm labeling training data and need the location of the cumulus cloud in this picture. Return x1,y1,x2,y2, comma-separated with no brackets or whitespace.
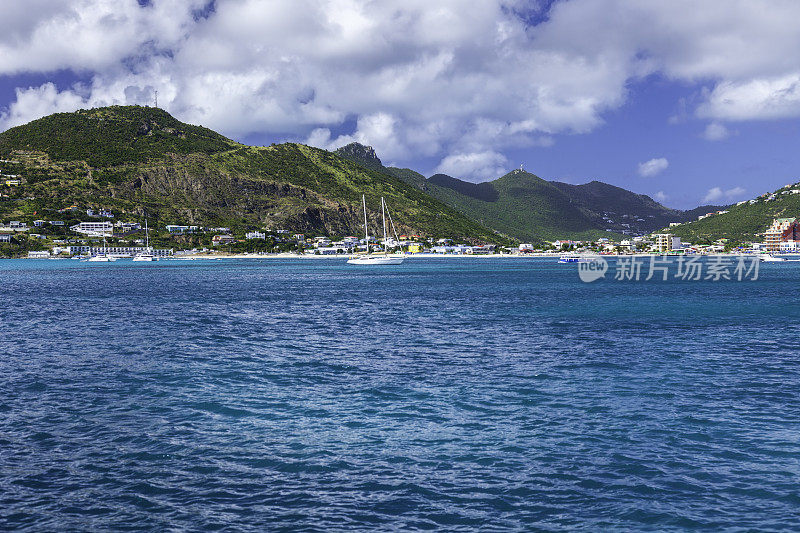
698,74,800,121
653,191,668,203
703,186,746,203
3,0,800,174
0,83,85,130
434,151,508,182
638,157,669,178
702,122,732,141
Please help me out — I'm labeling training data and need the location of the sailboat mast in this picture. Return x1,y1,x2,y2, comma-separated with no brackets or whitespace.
145,219,149,250
381,197,388,253
362,194,368,253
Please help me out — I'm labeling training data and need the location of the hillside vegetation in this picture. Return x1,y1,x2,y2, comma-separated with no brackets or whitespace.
343,145,715,242
670,182,800,242
0,106,501,242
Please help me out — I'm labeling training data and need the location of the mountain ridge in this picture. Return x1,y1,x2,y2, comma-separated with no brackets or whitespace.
335,141,724,241
0,106,501,243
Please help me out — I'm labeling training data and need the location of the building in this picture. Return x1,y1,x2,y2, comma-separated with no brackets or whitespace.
166,225,199,234
519,244,535,253
0,234,12,243
764,218,797,251
70,221,114,236
212,234,236,246
115,221,141,232
653,233,681,253
27,251,50,258
66,245,173,257
246,231,266,240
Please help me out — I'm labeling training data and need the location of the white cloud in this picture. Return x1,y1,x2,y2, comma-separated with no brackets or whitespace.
638,157,669,178
0,83,85,130
698,74,800,121
434,151,508,182
703,186,746,204
3,0,800,171
653,191,668,203
702,122,732,141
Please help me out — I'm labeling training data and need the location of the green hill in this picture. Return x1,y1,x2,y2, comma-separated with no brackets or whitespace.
669,183,800,243
0,106,236,167
0,106,500,243
424,169,606,242
335,142,717,242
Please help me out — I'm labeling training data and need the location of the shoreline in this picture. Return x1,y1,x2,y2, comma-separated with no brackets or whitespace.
12,251,798,260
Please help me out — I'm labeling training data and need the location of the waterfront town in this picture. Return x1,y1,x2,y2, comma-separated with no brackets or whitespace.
1,204,799,259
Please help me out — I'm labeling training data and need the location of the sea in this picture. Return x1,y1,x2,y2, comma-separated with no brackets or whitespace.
1,257,799,531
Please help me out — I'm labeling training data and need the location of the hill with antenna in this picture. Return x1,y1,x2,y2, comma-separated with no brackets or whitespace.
336,142,720,241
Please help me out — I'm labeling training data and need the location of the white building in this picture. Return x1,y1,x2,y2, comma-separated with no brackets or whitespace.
27,251,50,258
246,231,266,240
166,225,198,234
67,245,173,257
70,221,114,236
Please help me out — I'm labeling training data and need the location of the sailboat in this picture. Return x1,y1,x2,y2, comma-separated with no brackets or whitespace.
347,195,404,265
133,220,156,261
87,231,117,262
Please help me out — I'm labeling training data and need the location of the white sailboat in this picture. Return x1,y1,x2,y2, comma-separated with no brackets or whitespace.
347,195,404,265
87,232,117,262
132,219,156,261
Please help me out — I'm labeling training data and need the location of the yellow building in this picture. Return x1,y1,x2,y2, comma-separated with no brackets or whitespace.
653,233,674,253
764,218,796,251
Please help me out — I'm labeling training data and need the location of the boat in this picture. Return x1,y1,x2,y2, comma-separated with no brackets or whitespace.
87,233,117,262
558,254,593,263
347,195,405,265
760,254,787,262
133,220,156,262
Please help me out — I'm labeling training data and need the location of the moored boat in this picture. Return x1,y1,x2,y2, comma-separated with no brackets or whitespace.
347,195,404,266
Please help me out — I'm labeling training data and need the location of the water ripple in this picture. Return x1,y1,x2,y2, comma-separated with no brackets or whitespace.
1,258,799,530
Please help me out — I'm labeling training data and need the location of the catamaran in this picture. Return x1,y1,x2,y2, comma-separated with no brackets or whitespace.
132,220,156,262
347,195,404,265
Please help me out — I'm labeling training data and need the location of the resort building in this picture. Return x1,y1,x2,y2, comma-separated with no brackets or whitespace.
66,246,173,257
70,221,114,236
246,231,266,240
0,234,12,243
653,233,682,253
764,218,797,251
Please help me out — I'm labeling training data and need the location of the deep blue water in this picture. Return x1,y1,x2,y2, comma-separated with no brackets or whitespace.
1,257,799,531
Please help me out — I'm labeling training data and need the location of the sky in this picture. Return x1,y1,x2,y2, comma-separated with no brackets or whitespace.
2,1,800,209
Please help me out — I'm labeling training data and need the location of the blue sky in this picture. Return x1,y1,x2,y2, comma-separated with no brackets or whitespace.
2,0,800,209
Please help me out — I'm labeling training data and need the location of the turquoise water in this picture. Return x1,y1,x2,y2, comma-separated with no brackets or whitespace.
1,257,799,531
